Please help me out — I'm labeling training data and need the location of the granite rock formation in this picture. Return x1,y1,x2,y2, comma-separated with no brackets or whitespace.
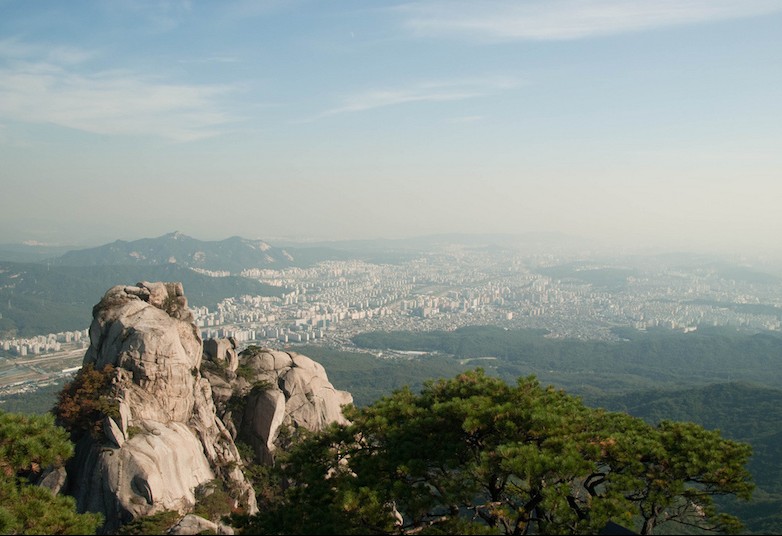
64,282,256,533
61,281,353,534
203,346,353,464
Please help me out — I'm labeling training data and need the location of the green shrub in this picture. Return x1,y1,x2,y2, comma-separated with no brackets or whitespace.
0,410,103,535
193,480,234,523
53,364,119,441
235,365,255,382
250,380,272,393
116,510,181,535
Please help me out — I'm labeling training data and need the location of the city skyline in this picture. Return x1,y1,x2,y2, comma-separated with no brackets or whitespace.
1,1,781,254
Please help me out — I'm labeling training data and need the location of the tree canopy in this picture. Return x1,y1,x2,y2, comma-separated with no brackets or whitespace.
0,410,102,535
238,369,753,535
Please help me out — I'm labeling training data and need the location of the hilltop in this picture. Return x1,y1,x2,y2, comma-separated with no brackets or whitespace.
52,232,302,272
51,281,352,534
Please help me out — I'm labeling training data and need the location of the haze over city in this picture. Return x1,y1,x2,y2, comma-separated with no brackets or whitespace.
1,1,781,255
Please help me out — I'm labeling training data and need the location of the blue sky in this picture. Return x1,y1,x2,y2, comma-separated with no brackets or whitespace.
1,0,781,254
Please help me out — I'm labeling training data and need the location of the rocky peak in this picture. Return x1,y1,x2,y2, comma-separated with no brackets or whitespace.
60,281,353,534
66,282,257,533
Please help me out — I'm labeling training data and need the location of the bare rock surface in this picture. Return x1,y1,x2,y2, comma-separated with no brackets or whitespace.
62,281,353,534
66,282,256,533
70,421,215,525
204,338,239,373
210,346,353,464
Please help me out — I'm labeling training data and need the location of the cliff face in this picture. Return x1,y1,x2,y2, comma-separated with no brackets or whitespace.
61,281,350,533
203,344,353,464
65,281,256,533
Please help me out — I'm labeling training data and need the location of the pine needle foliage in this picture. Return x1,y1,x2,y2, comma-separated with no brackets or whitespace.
236,369,753,535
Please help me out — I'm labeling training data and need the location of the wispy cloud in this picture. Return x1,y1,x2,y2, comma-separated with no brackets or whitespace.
108,0,193,33
214,0,296,21
0,38,96,65
178,56,242,64
398,0,782,42
0,39,236,142
448,115,485,124
310,77,521,120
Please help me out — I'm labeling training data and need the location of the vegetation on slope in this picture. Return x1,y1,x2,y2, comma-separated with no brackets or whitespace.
588,382,782,535
235,369,753,535
351,325,782,392
0,410,102,534
4,325,779,533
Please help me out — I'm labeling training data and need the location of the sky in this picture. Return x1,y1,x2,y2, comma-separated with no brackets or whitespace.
1,0,781,254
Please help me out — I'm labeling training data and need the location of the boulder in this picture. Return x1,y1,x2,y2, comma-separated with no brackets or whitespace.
37,466,67,495
70,421,215,524
103,416,125,449
241,388,286,464
62,281,352,533
204,338,239,373
229,348,353,464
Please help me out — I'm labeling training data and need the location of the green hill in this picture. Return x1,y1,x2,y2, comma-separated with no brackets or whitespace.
0,261,286,337
352,325,782,392
50,232,348,272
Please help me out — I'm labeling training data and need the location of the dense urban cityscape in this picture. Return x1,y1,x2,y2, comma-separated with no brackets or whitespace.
2,249,781,396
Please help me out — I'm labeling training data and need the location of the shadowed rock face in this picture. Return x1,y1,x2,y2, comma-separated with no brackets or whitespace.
205,346,353,465
66,282,257,533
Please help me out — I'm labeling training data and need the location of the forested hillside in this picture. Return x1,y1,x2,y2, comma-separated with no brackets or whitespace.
588,382,782,534
345,326,782,533
239,370,754,535
352,325,782,393
0,262,286,337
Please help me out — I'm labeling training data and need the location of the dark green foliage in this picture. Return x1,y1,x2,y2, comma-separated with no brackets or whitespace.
235,364,256,383
250,380,272,393
589,382,782,534
537,263,637,290
0,379,70,415
200,356,228,378
686,299,782,319
0,480,103,535
193,480,234,523
115,510,181,535
351,325,782,392
234,440,283,500
0,410,102,535
296,344,470,407
0,411,71,477
236,370,753,535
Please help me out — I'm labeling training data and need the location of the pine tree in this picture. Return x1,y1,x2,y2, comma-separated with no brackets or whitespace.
0,410,102,535
236,369,753,535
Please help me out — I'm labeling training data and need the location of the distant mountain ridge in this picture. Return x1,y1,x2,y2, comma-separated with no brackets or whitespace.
46,231,591,270
0,261,286,337
51,231,299,273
